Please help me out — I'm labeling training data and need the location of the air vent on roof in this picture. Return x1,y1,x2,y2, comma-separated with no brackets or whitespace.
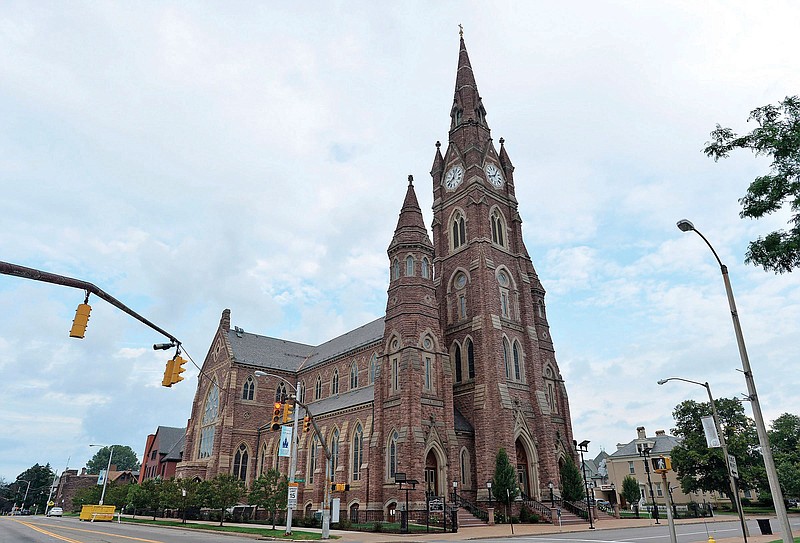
234,326,244,338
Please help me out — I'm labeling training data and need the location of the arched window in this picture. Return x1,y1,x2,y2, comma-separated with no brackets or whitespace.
406,255,414,276
513,341,522,381
308,436,318,484
467,339,475,379
275,382,287,403
315,376,322,400
454,344,462,383
392,258,400,280
388,430,399,480
424,355,432,390
421,257,430,279
298,381,306,404
490,208,506,246
199,382,219,459
545,366,558,413
451,211,466,249
233,443,248,481
502,338,511,380
352,423,363,481
242,376,254,400
330,428,340,470
350,361,358,390
538,299,546,318
259,442,268,475
369,354,377,384
331,369,339,395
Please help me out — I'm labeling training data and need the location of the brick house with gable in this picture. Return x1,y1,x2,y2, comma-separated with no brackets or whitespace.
175,34,576,519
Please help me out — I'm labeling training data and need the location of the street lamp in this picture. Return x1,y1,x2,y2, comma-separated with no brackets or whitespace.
253,370,303,536
575,440,594,529
181,488,187,524
548,480,554,507
658,376,748,542
16,479,31,512
89,444,114,505
637,445,659,524
486,480,492,506
677,219,793,543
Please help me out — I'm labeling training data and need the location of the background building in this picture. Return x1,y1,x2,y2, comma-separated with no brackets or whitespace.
139,426,185,483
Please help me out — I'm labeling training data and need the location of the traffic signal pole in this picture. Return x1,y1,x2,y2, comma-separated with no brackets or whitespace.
285,379,301,535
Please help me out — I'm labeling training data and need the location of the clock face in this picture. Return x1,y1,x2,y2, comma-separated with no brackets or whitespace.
444,165,464,190
485,163,504,187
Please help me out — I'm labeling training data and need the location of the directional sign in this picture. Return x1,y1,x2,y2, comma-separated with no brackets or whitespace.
287,485,298,509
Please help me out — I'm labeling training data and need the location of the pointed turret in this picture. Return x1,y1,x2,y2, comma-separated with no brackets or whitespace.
388,175,432,252
430,140,444,178
450,33,488,131
498,137,514,172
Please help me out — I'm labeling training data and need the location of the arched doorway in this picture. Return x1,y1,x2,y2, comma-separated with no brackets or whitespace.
515,440,530,497
424,450,439,497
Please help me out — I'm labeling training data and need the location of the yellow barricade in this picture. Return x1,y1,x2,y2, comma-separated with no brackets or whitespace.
79,504,116,521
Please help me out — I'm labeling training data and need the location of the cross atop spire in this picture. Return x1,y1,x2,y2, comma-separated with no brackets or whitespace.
451,32,488,131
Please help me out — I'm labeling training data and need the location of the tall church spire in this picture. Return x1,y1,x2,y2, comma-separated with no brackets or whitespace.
451,30,488,131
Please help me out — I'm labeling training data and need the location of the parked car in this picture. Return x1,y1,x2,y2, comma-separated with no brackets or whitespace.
47,507,63,517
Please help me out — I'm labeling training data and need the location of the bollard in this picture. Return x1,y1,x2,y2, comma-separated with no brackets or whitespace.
708,537,715,543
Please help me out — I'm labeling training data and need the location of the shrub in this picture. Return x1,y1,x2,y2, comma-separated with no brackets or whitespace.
373,521,384,532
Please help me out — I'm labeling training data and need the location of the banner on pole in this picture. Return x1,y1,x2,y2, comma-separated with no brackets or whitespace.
97,470,106,486
279,426,293,457
701,416,721,448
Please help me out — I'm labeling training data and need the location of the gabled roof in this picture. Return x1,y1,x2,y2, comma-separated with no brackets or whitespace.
154,426,185,455
610,433,681,458
162,434,184,462
227,317,385,372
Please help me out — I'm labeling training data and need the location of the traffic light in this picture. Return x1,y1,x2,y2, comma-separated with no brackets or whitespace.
171,355,186,385
271,402,282,431
330,483,350,491
162,355,187,387
69,303,92,338
652,456,672,472
283,402,294,424
303,416,311,433
162,358,176,387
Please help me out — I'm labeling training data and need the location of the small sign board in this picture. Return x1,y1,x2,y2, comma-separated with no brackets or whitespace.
279,426,293,457
428,497,444,512
728,454,739,478
287,486,298,509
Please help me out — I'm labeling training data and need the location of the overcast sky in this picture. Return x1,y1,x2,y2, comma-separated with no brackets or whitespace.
2,1,799,483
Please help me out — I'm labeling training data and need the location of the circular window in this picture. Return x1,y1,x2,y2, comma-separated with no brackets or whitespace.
545,367,553,378
391,339,399,350
454,273,467,289
498,270,509,286
423,337,432,350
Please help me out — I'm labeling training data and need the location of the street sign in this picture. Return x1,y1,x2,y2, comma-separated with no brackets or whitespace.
288,482,299,487
728,454,739,478
287,486,298,508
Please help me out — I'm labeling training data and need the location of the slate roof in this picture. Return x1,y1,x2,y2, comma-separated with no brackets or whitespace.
227,317,385,372
155,426,185,454
454,408,474,433
610,433,681,458
163,434,185,462
298,384,374,417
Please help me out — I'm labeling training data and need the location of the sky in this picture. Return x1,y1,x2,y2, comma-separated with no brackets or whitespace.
2,1,800,483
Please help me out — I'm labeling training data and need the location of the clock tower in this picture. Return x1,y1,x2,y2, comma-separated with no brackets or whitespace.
430,34,575,500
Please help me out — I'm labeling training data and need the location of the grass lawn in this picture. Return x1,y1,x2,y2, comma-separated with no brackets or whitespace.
121,517,330,539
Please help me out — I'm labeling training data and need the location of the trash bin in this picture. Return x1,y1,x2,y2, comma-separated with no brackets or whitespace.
757,518,772,535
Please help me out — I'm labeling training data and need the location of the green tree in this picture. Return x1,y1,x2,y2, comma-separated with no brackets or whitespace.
73,485,102,511
198,474,244,526
704,95,800,273
492,448,518,522
621,475,642,516
138,478,164,519
670,398,764,502
249,469,287,529
13,463,57,513
769,413,800,500
86,445,140,474
127,483,149,517
560,455,585,503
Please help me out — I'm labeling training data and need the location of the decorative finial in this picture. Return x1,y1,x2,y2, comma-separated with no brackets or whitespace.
499,137,505,146
408,174,414,186
435,140,441,149
458,24,463,38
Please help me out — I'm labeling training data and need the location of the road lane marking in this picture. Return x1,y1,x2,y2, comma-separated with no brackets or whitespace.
44,523,166,543
12,519,85,543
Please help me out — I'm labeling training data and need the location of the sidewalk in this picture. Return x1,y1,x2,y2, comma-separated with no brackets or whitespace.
327,514,789,543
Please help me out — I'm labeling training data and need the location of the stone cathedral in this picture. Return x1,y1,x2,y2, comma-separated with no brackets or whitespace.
176,36,576,518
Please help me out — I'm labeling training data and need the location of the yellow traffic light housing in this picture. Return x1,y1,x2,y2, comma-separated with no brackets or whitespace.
271,402,282,431
162,358,176,387
283,402,294,424
69,303,92,339
330,483,350,491
303,415,311,433
171,355,186,386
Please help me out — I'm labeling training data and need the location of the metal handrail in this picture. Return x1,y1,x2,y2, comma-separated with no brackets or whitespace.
453,493,488,522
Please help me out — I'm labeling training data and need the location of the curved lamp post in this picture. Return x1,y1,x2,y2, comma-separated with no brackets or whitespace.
576,440,595,529
658,377,747,542
16,478,31,512
677,219,792,543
